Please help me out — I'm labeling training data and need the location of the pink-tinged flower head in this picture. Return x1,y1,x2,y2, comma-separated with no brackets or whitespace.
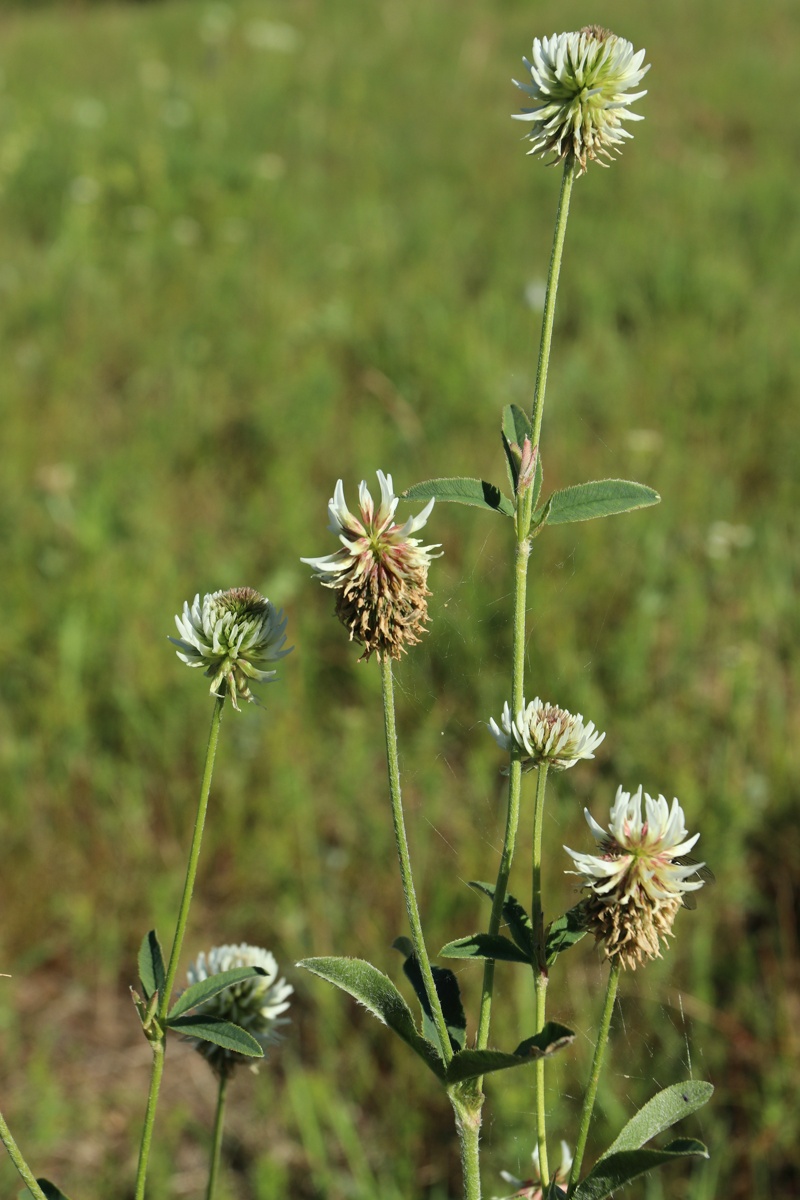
301,471,441,660
513,28,649,175
565,785,705,969
494,1141,573,1200
489,697,605,771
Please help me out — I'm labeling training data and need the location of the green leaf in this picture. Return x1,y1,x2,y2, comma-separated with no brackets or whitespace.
545,904,588,966
138,930,165,1002
439,932,532,965
468,882,535,958
572,1140,709,1200
19,1182,73,1200
167,966,266,1021
403,477,514,518
298,956,445,1080
444,1023,574,1084
167,1014,264,1058
393,937,467,1051
600,1081,714,1158
536,479,660,526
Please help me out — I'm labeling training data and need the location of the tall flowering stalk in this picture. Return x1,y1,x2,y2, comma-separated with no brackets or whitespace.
299,24,711,1200
133,589,292,1200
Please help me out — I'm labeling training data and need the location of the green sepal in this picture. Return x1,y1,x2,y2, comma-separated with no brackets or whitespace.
19,1182,74,1200
298,956,445,1080
393,937,466,1052
138,929,166,1002
572,1140,709,1200
439,932,532,965
403,477,514,518
534,479,660,527
130,985,161,1041
167,1014,264,1058
468,881,535,958
443,1022,574,1085
167,966,266,1021
545,903,588,966
600,1081,714,1158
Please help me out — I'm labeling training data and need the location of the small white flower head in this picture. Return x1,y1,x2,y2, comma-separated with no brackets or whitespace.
184,943,293,1077
565,786,705,969
170,587,291,710
301,470,441,661
489,697,605,771
494,1141,573,1199
513,28,649,176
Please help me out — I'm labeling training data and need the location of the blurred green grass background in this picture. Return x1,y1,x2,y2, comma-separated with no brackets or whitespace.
0,0,798,1196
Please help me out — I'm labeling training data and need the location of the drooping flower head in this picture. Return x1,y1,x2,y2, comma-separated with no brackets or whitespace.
494,1141,573,1200
170,588,291,710
513,28,649,175
184,943,293,1077
565,786,705,969
301,470,441,661
489,697,605,771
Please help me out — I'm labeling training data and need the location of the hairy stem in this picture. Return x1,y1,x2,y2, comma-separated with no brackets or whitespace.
0,1111,48,1200
530,161,576,447
531,761,550,1183
477,537,530,1052
451,1091,483,1200
380,656,453,1064
568,960,621,1194
206,1071,229,1200
134,694,225,1200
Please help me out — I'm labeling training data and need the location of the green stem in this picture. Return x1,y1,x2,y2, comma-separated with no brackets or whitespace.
450,1091,483,1200
568,961,621,1195
531,762,550,1185
476,537,530,1053
134,694,225,1200
380,656,453,1065
530,160,576,448
0,1110,48,1200
161,695,226,1014
206,1071,229,1200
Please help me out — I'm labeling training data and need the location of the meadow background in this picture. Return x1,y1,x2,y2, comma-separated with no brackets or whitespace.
1,0,798,1196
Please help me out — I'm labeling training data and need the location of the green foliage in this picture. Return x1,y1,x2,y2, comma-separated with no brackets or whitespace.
599,1081,714,1158
165,1014,263,1057
572,1140,710,1200
19,1183,73,1200
444,1023,574,1085
137,929,165,1001
166,965,267,1020
439,931,531,965
468,882,535,959
297,957,445,1080
544,904,588,966
392,937,467,1052
403,477,514,518
537,479,660,526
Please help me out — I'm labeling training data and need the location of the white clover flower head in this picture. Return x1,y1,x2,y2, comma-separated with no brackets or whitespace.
170,587,292,710
565,785,705,969
489,697,605,771
184,942,293,1076
301,470,442,661
513,28,649,176
494,1141,573,1199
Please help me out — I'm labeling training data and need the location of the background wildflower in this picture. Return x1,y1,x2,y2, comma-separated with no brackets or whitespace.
513,28,649,174
565,786,705,968
170,588,291,710
301,470,441,660
184,943,292,1077
489,697,605,770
